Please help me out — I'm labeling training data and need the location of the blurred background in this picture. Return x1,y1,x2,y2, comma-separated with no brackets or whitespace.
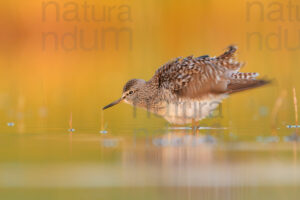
0,0,299,199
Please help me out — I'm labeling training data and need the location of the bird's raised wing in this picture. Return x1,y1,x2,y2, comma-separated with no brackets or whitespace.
149,46,268,100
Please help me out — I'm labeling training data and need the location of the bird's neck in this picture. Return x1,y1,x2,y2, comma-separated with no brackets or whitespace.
134,81,160,109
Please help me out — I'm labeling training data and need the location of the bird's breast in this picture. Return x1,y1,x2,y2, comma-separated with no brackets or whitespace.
154,94,227,124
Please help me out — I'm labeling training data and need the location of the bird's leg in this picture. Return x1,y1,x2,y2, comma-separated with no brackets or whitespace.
191,119,198,135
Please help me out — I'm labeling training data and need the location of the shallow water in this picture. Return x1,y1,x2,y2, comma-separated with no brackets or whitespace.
0,124,299,200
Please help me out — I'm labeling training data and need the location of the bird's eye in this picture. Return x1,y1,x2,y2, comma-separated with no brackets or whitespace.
129,91,134,95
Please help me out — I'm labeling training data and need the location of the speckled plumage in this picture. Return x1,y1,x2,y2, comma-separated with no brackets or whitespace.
103,46,270,124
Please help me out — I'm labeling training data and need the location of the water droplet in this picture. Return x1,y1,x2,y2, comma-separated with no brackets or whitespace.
100,130,108,134
286,125,300,128
7,122,15,127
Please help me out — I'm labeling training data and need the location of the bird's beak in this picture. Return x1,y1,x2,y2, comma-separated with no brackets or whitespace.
102,98,123,110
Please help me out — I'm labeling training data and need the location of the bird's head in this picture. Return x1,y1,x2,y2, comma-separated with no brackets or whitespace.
102,79,146,110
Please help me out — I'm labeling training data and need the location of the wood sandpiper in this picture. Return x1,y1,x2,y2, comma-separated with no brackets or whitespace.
103,46,270,124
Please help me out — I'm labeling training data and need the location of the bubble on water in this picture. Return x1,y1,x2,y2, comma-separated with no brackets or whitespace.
68,128,75,132
7,122,15,127
100,130,108,134
286,125,300,128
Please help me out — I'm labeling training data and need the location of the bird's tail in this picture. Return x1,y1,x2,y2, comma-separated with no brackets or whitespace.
217,46,271,94
231,72,259,80
217,45,237,60
216,46,244,71
228,78,271,94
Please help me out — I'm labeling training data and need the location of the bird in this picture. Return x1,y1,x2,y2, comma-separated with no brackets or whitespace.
103,46,270,125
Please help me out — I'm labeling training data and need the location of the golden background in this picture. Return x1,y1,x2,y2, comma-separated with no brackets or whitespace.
0,0,298,132
0,1,300,199
0,0,298,134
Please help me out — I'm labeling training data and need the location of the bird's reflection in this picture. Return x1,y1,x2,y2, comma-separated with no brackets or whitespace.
120,130,220,167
